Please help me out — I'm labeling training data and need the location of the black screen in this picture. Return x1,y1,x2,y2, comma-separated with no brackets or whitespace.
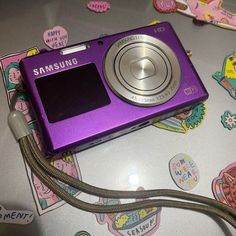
35,63,111,123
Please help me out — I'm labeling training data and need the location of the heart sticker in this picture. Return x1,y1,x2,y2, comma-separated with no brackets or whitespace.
87,1,111,13
169,153,200,190
43,26,68,49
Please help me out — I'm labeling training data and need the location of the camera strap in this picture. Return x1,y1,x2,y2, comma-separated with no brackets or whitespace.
8,90,236,228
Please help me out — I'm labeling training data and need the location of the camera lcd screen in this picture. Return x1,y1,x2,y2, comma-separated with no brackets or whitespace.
35,63,111,123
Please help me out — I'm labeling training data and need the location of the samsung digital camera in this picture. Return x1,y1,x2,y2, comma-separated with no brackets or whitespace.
20,22,208,154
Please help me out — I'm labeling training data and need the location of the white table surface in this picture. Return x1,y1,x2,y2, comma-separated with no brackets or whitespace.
0,1,235,235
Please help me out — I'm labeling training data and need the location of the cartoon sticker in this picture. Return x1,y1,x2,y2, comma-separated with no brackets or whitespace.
95,188,162,236
153,103,206,133
0,204,34,225
221,110,236,130
153,0,177,13
1,49,84,215
177,0,236,30
43,26,68,49
169,153,200,190
212,162,236,208
212,52,236,99
0,47,39,100
26,152,82,215
87,1,111,13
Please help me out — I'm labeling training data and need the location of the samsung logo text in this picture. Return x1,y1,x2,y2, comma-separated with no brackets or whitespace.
33,58,78,76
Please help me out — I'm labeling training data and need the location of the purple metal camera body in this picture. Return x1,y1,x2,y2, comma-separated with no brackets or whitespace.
20,22,208,153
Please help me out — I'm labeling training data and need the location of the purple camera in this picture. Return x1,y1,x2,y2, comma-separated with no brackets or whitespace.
20,22,208,154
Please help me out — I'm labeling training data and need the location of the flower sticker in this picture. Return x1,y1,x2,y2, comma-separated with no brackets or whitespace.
221,110,236,130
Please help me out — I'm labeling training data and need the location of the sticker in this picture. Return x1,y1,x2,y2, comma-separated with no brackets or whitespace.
1,49,83,215
212,162,236,208
43,26,68,49
0,204,34,225
0,47,39,96
212,52,236,99
26,152,82,215
221,110,236,130
153,102,206,133
177,0,236,30
87,1,111,13
95,188,162,236
153,0,177,13
169,153,200,190
74,231,91,236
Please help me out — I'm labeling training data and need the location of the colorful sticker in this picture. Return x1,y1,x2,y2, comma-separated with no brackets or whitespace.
212,162,236,208
176,0,236,30
43,26,68,49
0,204,34,225
26,152,82,215
153,0,177,13
74,231,91,236
95,189,162,236
153,103,206,133
169,153,200,190
221,110,236,130
87,1,111,13
0,47,39,103
212,52,236,99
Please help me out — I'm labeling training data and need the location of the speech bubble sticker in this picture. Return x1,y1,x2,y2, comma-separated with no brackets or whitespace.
169,153,200,190
87,1,111,13
43,26,68,49
0,204,34,225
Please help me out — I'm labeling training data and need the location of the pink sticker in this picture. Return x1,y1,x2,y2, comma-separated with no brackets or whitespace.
87,1,111,13
43,26,68,49
153,0,177,13
169,153,200,190
212,162,236,209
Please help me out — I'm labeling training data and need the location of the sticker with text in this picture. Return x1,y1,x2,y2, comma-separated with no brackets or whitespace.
212,52,236,99
212,162,236,209
26,152,82,215
0,204,34,225
169,153,200,190
153,0,177,13
153,102,206,133
87,1,111,13
95,189,162,236
221,110,236,130
43,26,68,49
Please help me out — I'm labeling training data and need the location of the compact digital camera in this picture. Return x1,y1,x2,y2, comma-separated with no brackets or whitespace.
20,22,208,154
